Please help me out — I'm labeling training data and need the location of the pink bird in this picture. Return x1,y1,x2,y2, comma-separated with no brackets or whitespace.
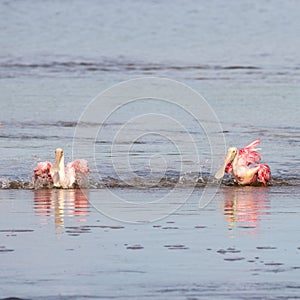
215,139,271,186
34,148,89,189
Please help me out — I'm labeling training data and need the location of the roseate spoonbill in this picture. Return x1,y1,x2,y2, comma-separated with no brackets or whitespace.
215,139,271,186
34,148,89,188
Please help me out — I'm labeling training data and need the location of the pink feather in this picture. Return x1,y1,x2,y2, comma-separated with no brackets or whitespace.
238,139,262,166
222,139,271,186
33,161,53,187
34,155,89,189
258,164,271,186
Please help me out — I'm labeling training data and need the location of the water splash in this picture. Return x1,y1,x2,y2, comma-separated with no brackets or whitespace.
0,174,299,190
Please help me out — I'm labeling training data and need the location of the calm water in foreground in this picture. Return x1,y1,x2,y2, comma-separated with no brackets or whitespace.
0,0,300,299
1,186,300,299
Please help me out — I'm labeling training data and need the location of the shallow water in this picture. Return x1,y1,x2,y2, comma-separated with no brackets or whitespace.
1,187,300,299
0,0,300,299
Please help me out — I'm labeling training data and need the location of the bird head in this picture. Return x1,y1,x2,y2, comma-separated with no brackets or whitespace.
215,147,238,179
225,147,238,162
53,148,64,169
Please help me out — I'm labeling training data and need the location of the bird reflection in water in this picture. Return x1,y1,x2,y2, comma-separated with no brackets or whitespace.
34,189,89,233
223,186,270,234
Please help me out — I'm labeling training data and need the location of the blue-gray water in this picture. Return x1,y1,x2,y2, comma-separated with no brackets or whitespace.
0,0,300,299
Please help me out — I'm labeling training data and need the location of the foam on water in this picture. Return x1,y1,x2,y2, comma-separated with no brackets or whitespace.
0,174,299,190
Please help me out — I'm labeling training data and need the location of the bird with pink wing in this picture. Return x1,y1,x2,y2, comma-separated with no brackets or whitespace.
34,148,89,189
215,139,271,186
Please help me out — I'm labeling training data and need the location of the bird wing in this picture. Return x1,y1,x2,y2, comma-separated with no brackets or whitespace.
66,159,90,188
33,161,53,188
258,164,271,186
225,162,233,174
238,139,262,166
68,159,90,175
34,161,52,180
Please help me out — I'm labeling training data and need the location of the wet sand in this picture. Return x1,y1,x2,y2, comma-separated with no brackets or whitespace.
1,186,300,299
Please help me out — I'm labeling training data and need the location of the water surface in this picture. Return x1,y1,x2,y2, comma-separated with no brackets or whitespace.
1,187,300,299
0,0,300,299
